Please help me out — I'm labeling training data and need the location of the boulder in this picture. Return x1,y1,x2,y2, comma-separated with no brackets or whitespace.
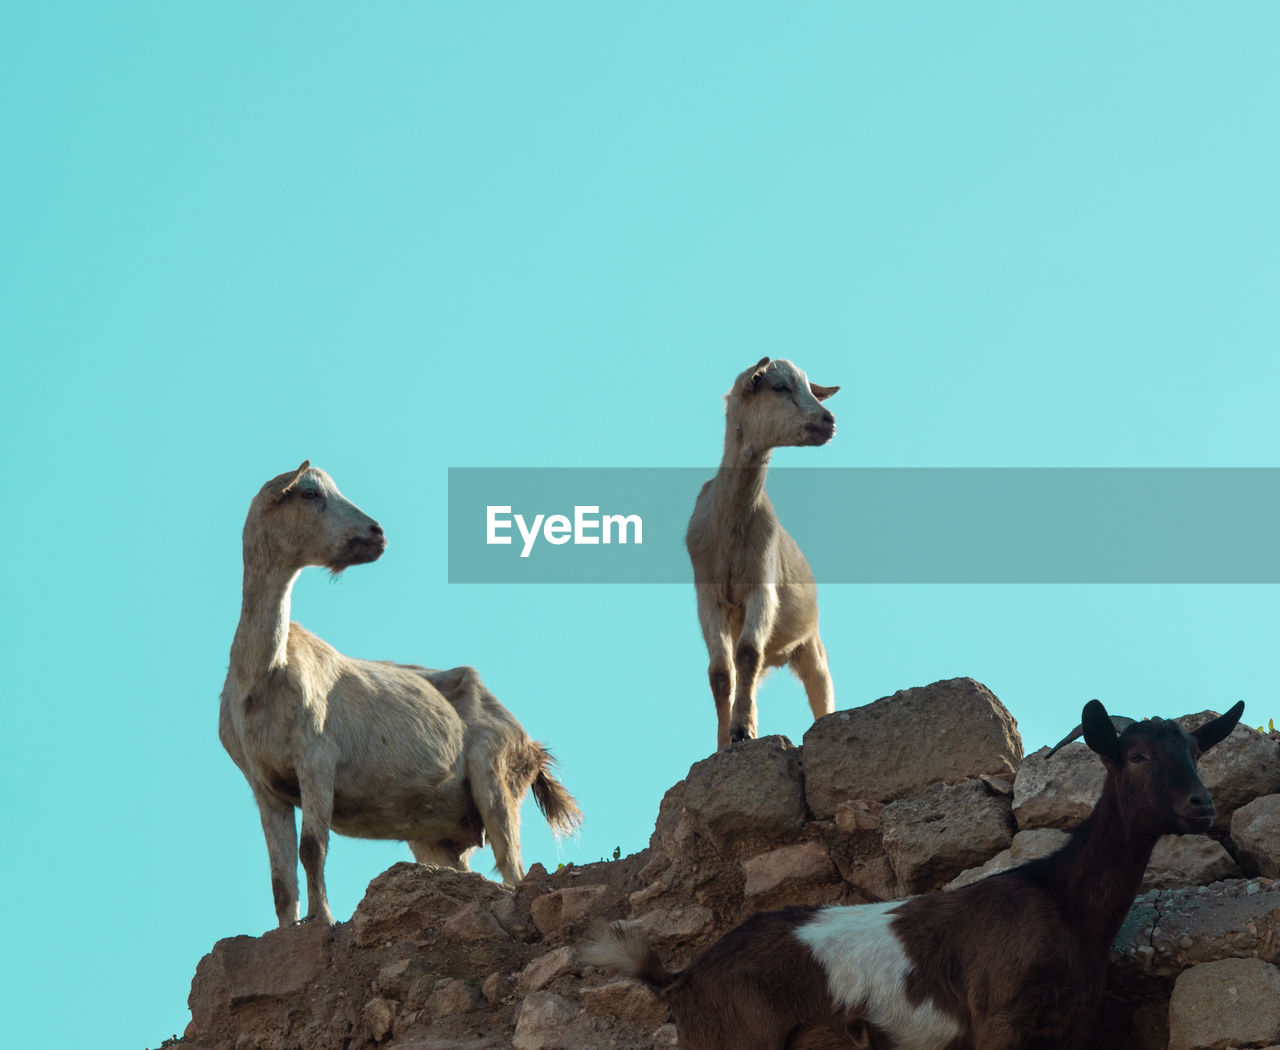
947,827,1070,890
1231,794,1280,878
1113,879,1280,977
529,885,609,937
742,840,838,907
681,735,807,845
802,678,1022,818
1012,743,1105,832
512,991,578,1050
880,778,1014,893
351,863,511,948
518,947,577,995
579,980,668,1026
1142,835,1239,891
1168,957,1280,1050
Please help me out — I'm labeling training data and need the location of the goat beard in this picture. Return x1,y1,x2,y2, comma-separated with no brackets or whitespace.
326,538,385,575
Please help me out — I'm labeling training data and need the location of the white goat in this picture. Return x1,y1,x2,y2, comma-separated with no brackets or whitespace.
686,357,840,751
219,461,582,927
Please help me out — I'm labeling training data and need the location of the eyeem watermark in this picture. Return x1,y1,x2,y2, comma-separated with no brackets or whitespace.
486,505,643,558
449,467,1280,583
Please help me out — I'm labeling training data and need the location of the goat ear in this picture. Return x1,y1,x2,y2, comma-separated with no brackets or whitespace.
279,460,311,497
1192,700,1244,753
1081,699,1121,764
810,383,839,401
741,357,771,394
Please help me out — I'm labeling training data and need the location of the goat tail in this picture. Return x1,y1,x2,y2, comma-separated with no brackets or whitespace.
580,920,676,995
530,744,584,838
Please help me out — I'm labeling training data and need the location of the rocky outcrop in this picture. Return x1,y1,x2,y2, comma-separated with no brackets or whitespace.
179,681,1280,1050
1012,741,1107,831
880,778,1013,893
1168,957,1280,1050
801,677,1022,817
1231,794,1280,878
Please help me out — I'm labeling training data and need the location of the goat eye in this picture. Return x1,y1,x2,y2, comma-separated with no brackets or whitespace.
301,490,320,501
1129,753,1148,764
772,383,788,393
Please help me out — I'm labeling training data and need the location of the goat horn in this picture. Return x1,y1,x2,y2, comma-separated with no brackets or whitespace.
1045,714,1136,759
280,460,311,496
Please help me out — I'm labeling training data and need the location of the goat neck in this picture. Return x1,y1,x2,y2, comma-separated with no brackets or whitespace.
1041,775,1155,951
709,426,773,522
229,526,301,685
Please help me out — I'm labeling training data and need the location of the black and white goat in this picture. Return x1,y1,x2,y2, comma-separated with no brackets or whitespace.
584,699,1244,1050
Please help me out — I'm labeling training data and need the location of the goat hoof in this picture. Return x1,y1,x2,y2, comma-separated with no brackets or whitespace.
728,725,752,744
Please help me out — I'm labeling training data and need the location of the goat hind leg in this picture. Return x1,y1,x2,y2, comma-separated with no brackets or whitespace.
467,743,526,885
296,769,337,925
790,635,834,722
408,839,471,870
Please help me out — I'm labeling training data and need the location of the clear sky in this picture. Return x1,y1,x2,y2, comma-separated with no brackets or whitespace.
2,5,1277,1047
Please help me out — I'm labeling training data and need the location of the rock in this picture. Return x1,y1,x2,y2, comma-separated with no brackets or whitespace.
833,799,883,833
825,824,898,903
652,1023,680,1047
648,781,690,857
681,735,807,845
363,997,395,1042
481,971,513,1004
351,863,510,948
428,978,478,1017
529,885,608,937
802,678,1022,817
579,979,668,1026
880,779,1014,893
1113,879,1280,977
1142,835,1239,891
190,920,335,1030
742,840,836,905
1168,957,1280,1050
634,901,715,945
512,991,578,1050
1231,794,1280,878
1179,714,1280,828
947,827,1070,889
517,947,577,995
372,957,429,1002
442,902,511,943
1012,742,1105,831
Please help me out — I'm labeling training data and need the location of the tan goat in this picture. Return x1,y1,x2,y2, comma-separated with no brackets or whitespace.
686,358,839,751
219,461,582,926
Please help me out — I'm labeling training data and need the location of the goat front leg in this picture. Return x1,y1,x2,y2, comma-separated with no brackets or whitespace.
730,584,779,745
255,791,300,928
297,763,337,925
697,594,736,751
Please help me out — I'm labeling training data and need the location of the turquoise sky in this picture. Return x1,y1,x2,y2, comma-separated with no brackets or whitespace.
3,6,1277,1047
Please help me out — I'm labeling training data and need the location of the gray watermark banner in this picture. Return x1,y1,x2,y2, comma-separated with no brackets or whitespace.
447,468,1280,583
